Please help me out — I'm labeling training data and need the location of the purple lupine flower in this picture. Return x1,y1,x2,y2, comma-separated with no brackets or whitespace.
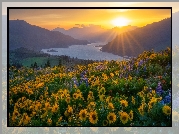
144,66,146,72
156,82,163,95
82,77,88,83
72,77,79,86
80,72,84,77
136,69,139,74
164,95,171,104
85,78,89,87
119,74,123,78
146,58,149,62
165,90,171,101
79,80,83,86
160,100,165,105
74,80,79,86
139,60,143,66
160,90,171,104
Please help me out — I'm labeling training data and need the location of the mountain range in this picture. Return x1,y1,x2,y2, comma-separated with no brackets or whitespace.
102,17,171,57
52,25,138,43
8,12,175,57
9,20,90,51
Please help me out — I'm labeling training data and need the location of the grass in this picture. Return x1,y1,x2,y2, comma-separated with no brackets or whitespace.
21,57,59,67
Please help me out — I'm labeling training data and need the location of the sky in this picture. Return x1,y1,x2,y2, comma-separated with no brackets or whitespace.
8,8,171,30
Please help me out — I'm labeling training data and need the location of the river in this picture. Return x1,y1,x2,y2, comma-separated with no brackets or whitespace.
41,43,122,61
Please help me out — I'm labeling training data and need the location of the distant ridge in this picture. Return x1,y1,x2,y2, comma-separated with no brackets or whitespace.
102,17,171,57
9,20,90,51
52,25,138,43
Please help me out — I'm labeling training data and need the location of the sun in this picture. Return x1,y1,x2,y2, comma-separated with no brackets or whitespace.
111,17,130,27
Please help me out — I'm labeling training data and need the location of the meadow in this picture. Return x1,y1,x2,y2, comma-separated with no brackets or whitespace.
9,48,171,126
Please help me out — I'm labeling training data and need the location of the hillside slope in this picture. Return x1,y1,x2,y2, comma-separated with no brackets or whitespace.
9,20,89,50
102,18,171,57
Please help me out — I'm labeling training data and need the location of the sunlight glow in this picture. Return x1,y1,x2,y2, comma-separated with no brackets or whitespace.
111,17,130,27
